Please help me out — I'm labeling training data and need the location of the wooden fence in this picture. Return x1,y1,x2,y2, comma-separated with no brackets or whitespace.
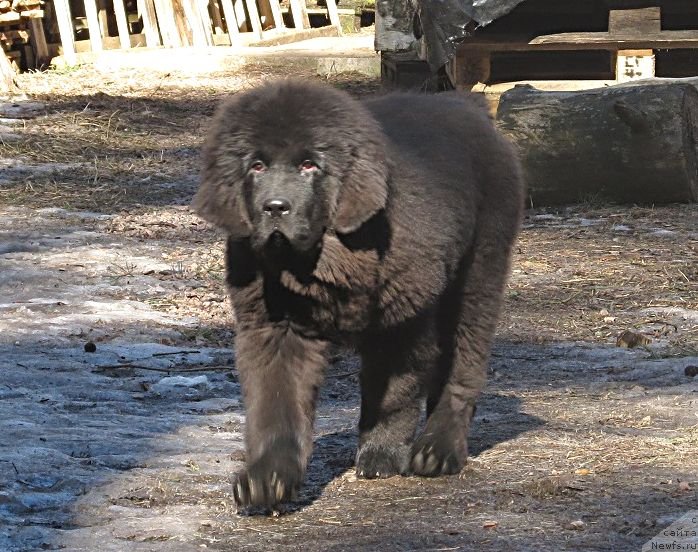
1,0,343,69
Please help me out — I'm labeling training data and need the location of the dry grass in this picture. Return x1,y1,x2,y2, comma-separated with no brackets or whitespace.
2,62,380,212
504,205,698,353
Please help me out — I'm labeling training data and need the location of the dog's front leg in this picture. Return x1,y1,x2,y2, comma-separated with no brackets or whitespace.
232,324,327,508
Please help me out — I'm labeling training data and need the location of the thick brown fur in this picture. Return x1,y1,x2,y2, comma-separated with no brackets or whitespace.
193,80,525,508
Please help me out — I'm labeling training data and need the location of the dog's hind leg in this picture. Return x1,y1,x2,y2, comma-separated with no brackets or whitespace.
355,320,437,478
411,212,518,476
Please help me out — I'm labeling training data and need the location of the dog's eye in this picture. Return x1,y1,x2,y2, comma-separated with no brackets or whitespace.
299,160,318,172
249,161,266,173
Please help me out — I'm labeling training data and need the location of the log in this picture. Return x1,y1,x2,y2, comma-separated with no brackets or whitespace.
496,81,698,205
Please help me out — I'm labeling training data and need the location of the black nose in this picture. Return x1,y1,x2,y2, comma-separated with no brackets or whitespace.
263,198,291,217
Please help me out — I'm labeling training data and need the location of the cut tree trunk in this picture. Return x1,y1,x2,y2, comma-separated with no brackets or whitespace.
496,81,698,205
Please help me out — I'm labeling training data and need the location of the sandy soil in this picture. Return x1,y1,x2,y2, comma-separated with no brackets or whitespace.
1,61,696,551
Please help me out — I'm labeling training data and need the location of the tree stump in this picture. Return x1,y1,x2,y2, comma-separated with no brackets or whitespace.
496,81,698,205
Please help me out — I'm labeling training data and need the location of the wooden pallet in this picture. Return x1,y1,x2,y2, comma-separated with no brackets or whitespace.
448,4,698,89
50,0,342,66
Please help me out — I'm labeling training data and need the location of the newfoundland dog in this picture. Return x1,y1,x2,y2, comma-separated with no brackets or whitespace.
192,80,524,508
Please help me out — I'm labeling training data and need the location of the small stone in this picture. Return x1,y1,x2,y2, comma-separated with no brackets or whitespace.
566,520,585,530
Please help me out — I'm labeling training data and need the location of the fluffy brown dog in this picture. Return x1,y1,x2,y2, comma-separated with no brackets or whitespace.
193,80,524,508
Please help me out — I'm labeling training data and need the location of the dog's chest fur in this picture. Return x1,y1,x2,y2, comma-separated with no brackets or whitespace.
229,234,383,337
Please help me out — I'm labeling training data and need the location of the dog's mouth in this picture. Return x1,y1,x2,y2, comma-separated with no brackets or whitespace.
263,229,291,251
259,230,323,277
261,227,320,253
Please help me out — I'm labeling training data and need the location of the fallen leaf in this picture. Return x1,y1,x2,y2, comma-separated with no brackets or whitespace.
575,468,591,476
483,520,498,529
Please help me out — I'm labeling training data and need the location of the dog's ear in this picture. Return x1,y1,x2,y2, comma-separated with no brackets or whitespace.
332,139,390,234
191,120,252,238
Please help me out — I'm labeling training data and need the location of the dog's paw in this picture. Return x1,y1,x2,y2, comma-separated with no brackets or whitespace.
233,450,304,507
355,443,410,479
410,431,467,477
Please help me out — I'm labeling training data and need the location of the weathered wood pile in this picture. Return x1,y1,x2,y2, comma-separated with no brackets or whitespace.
0,0,46,75
0,0,43,22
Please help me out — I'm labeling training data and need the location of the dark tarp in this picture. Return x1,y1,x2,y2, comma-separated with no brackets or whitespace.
417,0,528,69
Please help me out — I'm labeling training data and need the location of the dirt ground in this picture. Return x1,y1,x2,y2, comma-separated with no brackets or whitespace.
1,61,697,551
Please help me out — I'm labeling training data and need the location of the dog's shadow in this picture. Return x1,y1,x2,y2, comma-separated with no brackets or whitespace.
256,393,544,514
286,429,357,511
468,394,545,457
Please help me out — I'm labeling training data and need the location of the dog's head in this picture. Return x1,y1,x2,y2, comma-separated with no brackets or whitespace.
192,80,389,257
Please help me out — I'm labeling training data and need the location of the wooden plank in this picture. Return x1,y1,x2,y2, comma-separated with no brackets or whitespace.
609,7,661,36
97,0,109,39
325,0,341,35
19,9,44,18
28,18,49,65
0,7,43,20
212,33,230,45
0,12,20,22
53,0,77,64
288,0,309,29
243,0,263,38
197,0,215,44
530,31,698,49
22,42,35,68
112,0,131,49
459,31,698,52
284,6,353,16
152,0,182,46
219,0,240,42
83,0,103,51
180,0,210,46
137,0,161,46
248,23,338,46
